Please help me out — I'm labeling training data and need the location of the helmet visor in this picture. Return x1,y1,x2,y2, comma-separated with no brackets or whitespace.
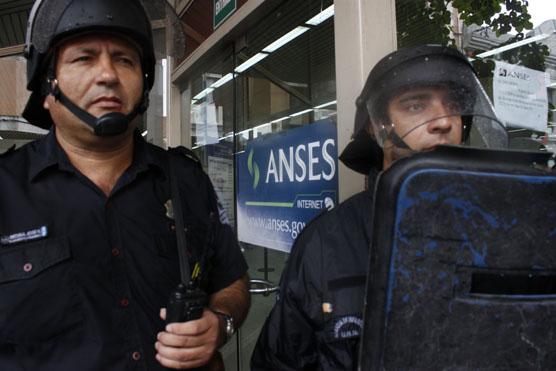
366,55,508,152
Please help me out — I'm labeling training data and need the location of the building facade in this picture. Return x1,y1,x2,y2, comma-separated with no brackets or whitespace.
0,0,554,368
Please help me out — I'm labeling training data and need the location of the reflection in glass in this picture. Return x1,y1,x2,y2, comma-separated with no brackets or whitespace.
182,2,337,367
395,0,556,154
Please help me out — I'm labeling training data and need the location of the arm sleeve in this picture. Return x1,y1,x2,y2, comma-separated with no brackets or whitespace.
205,221,248,294
171,149,248,294
250,225,323,370
202,173,248,295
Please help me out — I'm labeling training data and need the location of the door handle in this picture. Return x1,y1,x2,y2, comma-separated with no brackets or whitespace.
249,278,279,295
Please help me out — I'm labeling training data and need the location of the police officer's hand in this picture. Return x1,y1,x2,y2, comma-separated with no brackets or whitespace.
156,308,222,369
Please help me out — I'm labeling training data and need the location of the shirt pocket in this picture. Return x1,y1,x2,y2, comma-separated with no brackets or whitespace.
154,220,213,288
323,275,367,343
0,237,83,344
153,228,181,292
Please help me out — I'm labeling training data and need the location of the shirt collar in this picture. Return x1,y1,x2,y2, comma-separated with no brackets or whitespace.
28,129,67,181
29,129,164,182
129,130,165,175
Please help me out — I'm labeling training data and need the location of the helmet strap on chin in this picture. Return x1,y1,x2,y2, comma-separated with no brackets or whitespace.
385,114,470,150
48,75,149,137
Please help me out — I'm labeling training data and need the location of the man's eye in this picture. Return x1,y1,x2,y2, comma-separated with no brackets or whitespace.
405,102,425,113
72,56,90,63
445,101,461,113
118,57,135,66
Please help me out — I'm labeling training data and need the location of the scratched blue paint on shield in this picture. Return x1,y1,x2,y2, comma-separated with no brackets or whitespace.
236,119,339,252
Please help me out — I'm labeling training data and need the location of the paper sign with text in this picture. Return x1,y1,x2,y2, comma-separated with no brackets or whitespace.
493,60,548,132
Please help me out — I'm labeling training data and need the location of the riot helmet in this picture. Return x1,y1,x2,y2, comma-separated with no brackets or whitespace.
340,45,508,173
22,0,156,136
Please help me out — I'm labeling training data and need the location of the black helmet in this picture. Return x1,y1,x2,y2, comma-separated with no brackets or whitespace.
22,0,156,135
340,44,507,174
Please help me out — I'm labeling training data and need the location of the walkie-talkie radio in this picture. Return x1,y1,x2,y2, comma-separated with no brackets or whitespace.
166,155,208,324
166,283,207,324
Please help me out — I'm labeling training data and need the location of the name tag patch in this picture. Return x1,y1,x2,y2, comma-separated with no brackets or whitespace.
1,226,48,246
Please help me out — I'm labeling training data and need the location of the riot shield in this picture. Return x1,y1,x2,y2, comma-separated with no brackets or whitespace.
359,146,556,370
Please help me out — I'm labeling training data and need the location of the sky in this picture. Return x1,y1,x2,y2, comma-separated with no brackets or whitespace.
527,0,556,28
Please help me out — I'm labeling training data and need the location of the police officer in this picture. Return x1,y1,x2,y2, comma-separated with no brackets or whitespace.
0,0,249,369
251,45,507,370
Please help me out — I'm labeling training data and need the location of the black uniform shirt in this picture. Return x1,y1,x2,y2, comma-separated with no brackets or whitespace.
0,130,247,370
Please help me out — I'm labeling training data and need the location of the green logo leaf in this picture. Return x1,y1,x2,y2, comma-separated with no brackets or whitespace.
247,149,260,190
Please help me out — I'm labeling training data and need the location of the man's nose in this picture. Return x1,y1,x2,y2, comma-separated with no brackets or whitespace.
96,55,119,85
426,102,457,133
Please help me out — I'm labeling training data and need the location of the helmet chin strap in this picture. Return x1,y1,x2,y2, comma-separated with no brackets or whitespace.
49,78,149,137
385,131,416,164
385,115,468,151
387,129,411,150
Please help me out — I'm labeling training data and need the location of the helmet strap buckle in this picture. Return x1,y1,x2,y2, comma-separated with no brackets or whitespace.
387,127,411,150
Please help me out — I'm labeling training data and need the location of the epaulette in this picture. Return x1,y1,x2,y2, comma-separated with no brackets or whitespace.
169,146,202,166
0,145,16,158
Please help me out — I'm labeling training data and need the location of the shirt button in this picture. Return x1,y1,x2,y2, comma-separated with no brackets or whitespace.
169,223,176,231
23,263,33,272
111,248,120,257
120,298,130,308
131,351,141,361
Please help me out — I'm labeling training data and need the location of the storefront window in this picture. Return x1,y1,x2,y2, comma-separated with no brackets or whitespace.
235,0,335,138
181,1,336,365
395,0,556,154
183,45,236,228
234,0,336,253
185,0,337,248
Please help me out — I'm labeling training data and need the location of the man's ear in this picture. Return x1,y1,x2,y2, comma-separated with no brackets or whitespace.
375,123,391,145
43,95,52,110
367,116,393,146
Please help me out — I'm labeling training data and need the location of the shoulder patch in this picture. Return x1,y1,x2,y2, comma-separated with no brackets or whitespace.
333,315,363,339
0,145,16,157
169,146,201,165
325,315,364,341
